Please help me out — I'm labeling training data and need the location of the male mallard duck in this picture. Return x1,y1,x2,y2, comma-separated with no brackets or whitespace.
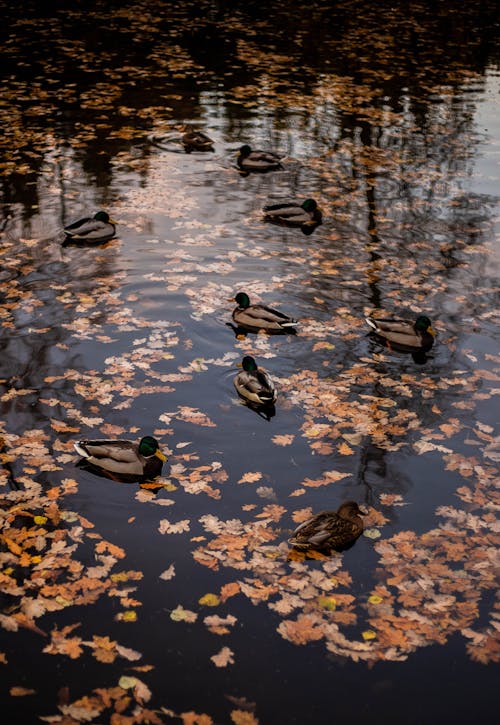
263,198,322,229
229,292,298,333
289,502,365,551
366,315,436,352
74,436,167,479
237,145,282,172
63,211,116,244
181,130,214,151
234,356,277,405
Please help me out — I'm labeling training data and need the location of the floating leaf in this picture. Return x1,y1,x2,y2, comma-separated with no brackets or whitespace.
119,676,138,690
199,593,220,607
159,565,176,581
210,646,235,668
318,596,337,611
171,606,198,623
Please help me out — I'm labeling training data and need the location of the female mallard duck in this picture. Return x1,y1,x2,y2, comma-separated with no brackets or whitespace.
74,436,167,480
234,355,277,405
366,315,436,352
63,211,116,244
289,502,365,552
230,292,298,333
237,145,283,172
181,130,214,151
263,198,322,229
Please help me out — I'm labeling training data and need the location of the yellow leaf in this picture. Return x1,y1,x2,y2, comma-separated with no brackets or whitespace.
55,596,72,607
318,596,336,611
368,595,383,605
119,676,138,690
199,593,220,607
33,516,48,525
122,610,137,622
362,630,377,641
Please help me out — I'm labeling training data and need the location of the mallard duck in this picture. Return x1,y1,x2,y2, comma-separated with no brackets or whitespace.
234,356,277,405
229,292,298,333
263,198,322,229
74,436,167,479
289,502,365,551
181,130,214,151
366,315,436,352
237,145,282,172
63,211,116,244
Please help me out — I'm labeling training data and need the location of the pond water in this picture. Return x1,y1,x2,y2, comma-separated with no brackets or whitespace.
1,1,499,723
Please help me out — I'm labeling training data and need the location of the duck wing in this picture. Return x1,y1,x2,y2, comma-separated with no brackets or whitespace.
366,317,421,347
264,203,308,224
182,132,213,149
239,151,282,171
234,370,276,404
64,218,115,242
233,303,297,330
74,440,143,474
290,511,361,550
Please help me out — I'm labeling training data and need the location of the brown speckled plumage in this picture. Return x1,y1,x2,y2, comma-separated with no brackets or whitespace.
289,501,365,551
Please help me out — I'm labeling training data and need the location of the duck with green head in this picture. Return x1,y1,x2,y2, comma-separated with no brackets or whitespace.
366,314,436,352
74,436,167,480
63,211,117,244
237,144,283,172
234,355,277,406
229,291,298,333
263,198,322,230
289,501,366,552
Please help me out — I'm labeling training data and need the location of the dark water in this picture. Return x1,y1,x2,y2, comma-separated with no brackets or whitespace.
1,1,499,723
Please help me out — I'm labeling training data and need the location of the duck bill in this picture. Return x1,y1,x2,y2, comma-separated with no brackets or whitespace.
227,297,236,302
236,362,243,368
155,450,167,462
109,218,118,225
427,326,436,337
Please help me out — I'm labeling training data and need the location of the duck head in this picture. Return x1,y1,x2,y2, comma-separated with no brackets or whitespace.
301,199,318,212
139,436,167,461
94,211,116,224
239,355,258,372
414,315,435,337
231,292,251,309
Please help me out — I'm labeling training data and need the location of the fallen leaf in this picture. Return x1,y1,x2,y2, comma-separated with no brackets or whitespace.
210,646,234,667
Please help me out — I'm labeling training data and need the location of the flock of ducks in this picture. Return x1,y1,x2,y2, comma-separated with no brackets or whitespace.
68,129,436,552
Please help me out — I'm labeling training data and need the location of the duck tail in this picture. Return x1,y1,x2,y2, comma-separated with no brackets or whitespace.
74,441,89,458
365,317,378,331
280,319,298,328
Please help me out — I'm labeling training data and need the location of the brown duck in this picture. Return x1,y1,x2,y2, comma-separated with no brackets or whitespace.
181,130,214,151
289,501,365,551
